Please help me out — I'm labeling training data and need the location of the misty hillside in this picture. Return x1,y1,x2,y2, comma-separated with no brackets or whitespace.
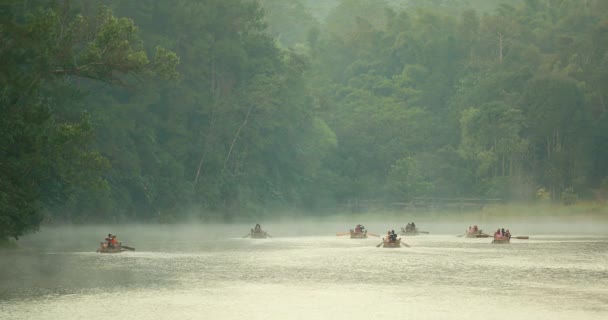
2,0,608,240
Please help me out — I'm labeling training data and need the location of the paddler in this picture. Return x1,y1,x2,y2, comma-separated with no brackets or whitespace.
110,235,118,248
105,234,112,247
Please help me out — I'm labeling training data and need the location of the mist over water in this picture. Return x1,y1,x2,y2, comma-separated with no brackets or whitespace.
1,218,607,320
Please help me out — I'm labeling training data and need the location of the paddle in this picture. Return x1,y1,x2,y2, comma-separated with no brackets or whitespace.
376,241,384,248
122,245,135,251
418,231,430,234
513,236,529,240
399,240,410,248
265,233,273,238
336,232,350,236
457,234,465,237
367,232,380,237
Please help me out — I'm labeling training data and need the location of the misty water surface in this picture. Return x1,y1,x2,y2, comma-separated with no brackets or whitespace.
1,220,607,319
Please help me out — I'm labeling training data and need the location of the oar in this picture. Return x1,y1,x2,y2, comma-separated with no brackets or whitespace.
367,232,380,237
456,234,465,237
243,233,251,238
122,245,135,251
265,233,272,238
376,241,384,248
400,240,411,248
418,231,429,234
336,232,350,236
513,236,529,240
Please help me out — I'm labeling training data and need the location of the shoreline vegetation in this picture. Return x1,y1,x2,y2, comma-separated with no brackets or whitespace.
2,0,608,241
36,202,608,226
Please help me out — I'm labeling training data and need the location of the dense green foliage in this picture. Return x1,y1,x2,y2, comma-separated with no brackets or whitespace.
2,0,608,239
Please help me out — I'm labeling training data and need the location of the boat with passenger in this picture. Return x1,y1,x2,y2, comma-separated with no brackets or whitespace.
379,230,404,248
491,228,511,244
246,224,271,238
96,234,135,253
336,225,380,238
400,222,429,236
97,242,127,253
465,225,489,238
346,224,366,238
382,239,401,248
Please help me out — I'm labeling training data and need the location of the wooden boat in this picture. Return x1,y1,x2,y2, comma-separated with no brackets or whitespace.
350,230,367,239
96,242,127,253
492,235,510,244
400,228,429,236
382,239,401,248
250,231,269,239
465,230,490,238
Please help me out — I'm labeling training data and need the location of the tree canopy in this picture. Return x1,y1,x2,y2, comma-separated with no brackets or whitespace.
2,0,608,240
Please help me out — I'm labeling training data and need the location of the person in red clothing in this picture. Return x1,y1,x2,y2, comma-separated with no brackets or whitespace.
110,235,118,248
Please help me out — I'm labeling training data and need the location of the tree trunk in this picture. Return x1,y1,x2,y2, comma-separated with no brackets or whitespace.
224,104,254,170
498,32,504,64
194,49,218,186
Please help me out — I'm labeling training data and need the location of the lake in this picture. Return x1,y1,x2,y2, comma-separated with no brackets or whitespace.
1,221,607,319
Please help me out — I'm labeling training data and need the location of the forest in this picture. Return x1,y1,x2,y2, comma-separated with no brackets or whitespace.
2,0,608,240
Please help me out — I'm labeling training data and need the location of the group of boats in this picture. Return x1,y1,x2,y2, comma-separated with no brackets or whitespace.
336,223,528,248
96,223,529,253
461,225,529,243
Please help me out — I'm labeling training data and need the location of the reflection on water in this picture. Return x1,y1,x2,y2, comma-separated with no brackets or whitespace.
1,223,607,319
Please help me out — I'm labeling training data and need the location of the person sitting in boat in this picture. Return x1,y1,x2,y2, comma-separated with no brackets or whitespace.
254,224,261,233
411,222,416,230
110,235,118,248
473,225,478,233
104,234,112,247
496,228,511,238
355,224,362,233
389,230,398,242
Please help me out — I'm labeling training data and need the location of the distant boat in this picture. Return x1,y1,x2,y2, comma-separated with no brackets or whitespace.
336,227,378,239
400,226,429,236
350,230,367,239
96,242,134,253
250,230,269,239
465,229,490,238
244,227,272,239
